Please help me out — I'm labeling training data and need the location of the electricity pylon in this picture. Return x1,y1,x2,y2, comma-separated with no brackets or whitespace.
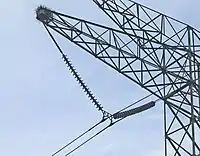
36,0,200,155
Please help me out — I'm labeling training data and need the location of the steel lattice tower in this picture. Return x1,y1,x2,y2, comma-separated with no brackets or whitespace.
36,0,200,156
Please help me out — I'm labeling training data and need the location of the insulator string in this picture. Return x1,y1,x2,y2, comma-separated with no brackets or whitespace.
113,101,156,119
113,87,163,115
62,54,103,111
44,24,104,113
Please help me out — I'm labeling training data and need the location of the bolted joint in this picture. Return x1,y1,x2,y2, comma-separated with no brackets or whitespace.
35,5,53,23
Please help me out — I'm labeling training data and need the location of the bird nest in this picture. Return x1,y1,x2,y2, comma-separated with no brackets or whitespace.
35,5,53,23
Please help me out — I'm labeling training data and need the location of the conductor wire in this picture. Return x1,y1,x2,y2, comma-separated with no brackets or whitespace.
52,120,105,156
64,117,126,156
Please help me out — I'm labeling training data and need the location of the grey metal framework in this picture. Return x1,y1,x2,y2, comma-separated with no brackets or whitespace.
36,0,200,156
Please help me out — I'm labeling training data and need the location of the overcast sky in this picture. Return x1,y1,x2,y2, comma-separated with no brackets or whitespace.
0,0,200,156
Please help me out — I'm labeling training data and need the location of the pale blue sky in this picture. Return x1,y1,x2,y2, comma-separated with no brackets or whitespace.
0,0,200,156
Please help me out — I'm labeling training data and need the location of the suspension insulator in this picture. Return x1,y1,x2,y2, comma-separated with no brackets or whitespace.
61,54,104,112
113,101,156,119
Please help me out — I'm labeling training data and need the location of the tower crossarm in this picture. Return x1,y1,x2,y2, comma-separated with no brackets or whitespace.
36,6,200,99
36,5,200,156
